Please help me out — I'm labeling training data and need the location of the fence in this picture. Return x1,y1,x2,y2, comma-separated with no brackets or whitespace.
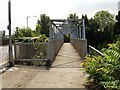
48,39,64,63
14,39,64,66
70,38,87,59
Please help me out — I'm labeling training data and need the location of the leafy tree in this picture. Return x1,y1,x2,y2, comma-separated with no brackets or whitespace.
94,11,115,49
35,20,41,34
86,10,115,49
13,27,33,38
114,11,120,41
67,13,79,19
38,14,50,37
86,17,99,48
2,30,5,38
94,10,115,32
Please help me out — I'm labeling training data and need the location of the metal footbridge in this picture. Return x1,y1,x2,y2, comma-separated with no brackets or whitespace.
14,18,87,67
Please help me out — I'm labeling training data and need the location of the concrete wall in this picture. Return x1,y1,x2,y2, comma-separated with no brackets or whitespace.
0,45,14,66
70,38,87,59
48,39,64,62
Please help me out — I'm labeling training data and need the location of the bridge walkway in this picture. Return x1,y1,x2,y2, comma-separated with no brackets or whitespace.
52,43,82,68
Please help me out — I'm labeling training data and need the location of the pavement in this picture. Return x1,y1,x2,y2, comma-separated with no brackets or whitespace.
1,43,88,88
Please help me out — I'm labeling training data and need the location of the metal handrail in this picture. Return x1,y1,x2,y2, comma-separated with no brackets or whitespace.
89,45,104,56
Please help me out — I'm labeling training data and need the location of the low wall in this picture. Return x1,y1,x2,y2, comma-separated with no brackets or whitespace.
0,45,14,66
70,38,87,59
48,39,64,62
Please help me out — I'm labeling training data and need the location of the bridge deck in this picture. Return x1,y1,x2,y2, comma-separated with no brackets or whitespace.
52,43,82,68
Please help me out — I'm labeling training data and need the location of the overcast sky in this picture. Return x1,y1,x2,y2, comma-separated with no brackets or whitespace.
0,0,120,34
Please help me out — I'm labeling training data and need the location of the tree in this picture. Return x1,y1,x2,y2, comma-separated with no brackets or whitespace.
67,13,79,19
94,10,115,32
13,27,33,38
35,20,41,34
39,14,50,37
2,30,5,38
86,17,99,48
86,10,115,49
114,11,120,41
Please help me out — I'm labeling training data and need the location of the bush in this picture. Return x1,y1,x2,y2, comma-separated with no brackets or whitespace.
82,40,120,90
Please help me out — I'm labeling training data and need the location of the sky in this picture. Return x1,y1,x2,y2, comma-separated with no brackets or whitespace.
0,0,120,35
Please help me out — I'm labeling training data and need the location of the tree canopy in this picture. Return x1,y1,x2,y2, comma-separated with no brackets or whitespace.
85,10,116,49
94,10,115,32
67,13,79,19
36,14,50,37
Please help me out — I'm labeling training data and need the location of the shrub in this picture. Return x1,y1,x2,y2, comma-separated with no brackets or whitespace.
82,40,120,90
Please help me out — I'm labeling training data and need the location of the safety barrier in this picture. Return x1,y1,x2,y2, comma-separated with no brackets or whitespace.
14,39,64,66
48,39,64,63
70,38,87,59
89,45,103,56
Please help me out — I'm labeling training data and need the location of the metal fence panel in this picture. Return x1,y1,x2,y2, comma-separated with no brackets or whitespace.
47,39,64,62
14,42,48,62
70,38,87,59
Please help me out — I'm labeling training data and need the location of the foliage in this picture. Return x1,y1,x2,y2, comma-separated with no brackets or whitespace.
1,30,6,38
94,10,115,32
35,20,41,34
13,27,34,38
37,14,50,37
32,35,48,66
85,10,116,50
64,34,70,43
13,27,48,42
114,11,120,42
82,39,120,90
67,13,79,19
35,34,48,42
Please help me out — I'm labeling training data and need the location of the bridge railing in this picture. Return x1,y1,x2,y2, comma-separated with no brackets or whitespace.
14,42,48,65
47,39,64,63
70,38,87,59
14,39,63,66
89,45,104,56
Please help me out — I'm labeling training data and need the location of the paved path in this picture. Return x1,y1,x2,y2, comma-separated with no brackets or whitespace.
52,43,82,68
2,43,88,88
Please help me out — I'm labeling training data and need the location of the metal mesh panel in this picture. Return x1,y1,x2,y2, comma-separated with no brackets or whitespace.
14,42,48,65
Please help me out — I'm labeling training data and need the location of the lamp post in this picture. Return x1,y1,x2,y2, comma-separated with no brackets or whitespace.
26,15,37,28
8,0,13,67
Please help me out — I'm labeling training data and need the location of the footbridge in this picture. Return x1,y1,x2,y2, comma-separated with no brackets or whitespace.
14,18,88,67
